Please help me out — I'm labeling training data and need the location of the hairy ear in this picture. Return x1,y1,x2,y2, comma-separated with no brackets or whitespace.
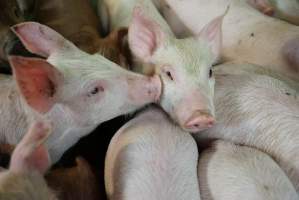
11,22,76,58
197,11,227,64
9,56,62,114
128,6,165,63
9,121,52,175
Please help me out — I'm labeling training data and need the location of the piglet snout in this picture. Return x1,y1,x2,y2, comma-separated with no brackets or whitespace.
147,75,162,102
184,110,214,132
128,74,162,105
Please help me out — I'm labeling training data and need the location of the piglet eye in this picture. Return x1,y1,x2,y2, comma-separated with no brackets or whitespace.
91,87,99,95
165,71,174,81
209,69,213,78
88,86,104,97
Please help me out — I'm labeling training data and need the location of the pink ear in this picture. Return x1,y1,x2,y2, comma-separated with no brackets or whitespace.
9,121,52,175
128,6,165,63
197,12,226,64
247,0,275,16
9,56,61,114
11,22,75,58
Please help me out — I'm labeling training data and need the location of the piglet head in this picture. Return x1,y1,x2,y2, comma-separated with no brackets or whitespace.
10,22,161,127
129,7,225,132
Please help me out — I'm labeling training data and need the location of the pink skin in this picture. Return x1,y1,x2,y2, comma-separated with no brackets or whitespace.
175,91,214,132
9,121,51,175
247,0,275,16
282,37,299,72
127,75,162,104
5,21,162,163
10,56,61,114
11,22,162,113
128,7,224,132
11,22,68,58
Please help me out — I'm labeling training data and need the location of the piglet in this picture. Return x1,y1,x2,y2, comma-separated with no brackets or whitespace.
162,0,299,80
35,0,128,66
105,107,201,200
198,140,298,200
195,62,299,193
100,0,226,132
248,0,299,25
0,121,58,200
0,22,161,163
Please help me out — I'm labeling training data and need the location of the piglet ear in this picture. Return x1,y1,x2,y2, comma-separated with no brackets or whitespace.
11,22,76,58
197,10,227,64
9,56,62,114
128,6,165,63
9,121,52,175
247,0,274,16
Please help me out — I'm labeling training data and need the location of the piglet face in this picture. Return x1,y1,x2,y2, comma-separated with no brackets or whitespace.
10,22,161,128
56,56,162,126
154,39,216,132
129,7,224,132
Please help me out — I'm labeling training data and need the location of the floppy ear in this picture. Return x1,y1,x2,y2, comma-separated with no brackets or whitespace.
9,121,52,175
11,22,76,58
128,6,165,63
9,56,62,114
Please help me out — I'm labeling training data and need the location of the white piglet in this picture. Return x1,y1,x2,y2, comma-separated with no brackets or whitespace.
0,121,57,200
0,22,162,163
105,107,201,200
162,0,299,80
195,62,299,192
100,0,226,132
198,140,298,200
